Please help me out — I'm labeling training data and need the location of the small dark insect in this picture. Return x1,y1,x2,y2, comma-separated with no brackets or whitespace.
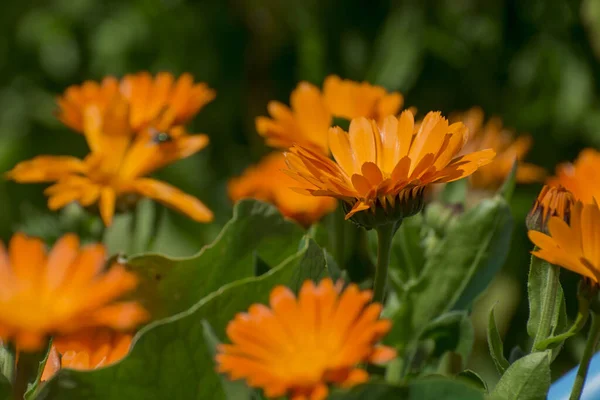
152,131,173,144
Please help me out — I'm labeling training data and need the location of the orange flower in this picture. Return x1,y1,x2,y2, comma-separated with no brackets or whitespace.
41,329,133,381
7,73,214,226
548,148,600,204
0,233,147,351
256,76,403,155
526,185,574,234
216,278,396,400
529,201,600,283
456,107,546,189
57,72,215,136
284,111,495,225
228,153,337,226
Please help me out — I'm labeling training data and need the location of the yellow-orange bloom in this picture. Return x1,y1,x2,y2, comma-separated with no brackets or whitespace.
0,233,147,351
216,278,396,400
57,72,215,136
7,73,214,226
526,185,574,234
284,111,495,223
228,153,337,226
256,76,403,155
457,107,546,189
529,201,600,283
41,329,133,381
548,148,600,204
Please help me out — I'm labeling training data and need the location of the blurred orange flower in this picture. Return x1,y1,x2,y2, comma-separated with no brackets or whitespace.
7,72,214,226
256,76,403,155
285,111,495,222
529,201,600,283
548,148,600,204
0,233,147,351
228,153,337,226
216,278,396,400
456,107,546,189
41,329,133,381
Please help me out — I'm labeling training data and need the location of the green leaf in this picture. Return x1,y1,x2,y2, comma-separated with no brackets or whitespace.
127,200,305,317
457,370,487,392
389,196,513,344
40,238,328,399
490,352,551,400
487,306,509,374
440,180,468,206
331,377,484,399
421,311,474,371
391,213,425,282
526,254,567,359
0,345,13,385
201,321,252,400
497,160,518,202
0,373,9,400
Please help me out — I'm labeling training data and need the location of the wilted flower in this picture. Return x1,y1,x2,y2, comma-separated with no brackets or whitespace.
526,185,575,234
228,152,337,226
284,111,495,229
528,201,600,284
256,76,404,155
548,148,600,204
216,278,396,400
0,233,147,351
41,330,133,381
456,107,546,189
7,72,215,226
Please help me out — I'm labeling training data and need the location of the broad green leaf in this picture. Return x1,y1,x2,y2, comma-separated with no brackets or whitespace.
497,160,518,202
390,213,425,282
0,373,9,400
39,239,328,399
421,311,474,371
331,377,484,399
457,370,487,392
526,254,567,359
127,200,305,317
487,306,509,374
0,345,13,385
389,196,513,344
490,352,551,400
201,321,252,400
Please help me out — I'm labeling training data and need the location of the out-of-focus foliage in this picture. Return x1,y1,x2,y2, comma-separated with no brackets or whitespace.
1,0,599,391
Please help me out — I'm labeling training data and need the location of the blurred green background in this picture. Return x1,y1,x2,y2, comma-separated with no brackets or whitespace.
1,0,599,390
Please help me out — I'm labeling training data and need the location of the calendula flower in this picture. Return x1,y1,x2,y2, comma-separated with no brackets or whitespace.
456,107,546,189
41,329,133,381
529,201,600,283
0,233,147,351
256,76,403,155
57,72,216,136
284,111,495,228
526,185,574,234
216,278,396,400
548,148,600,204
228,152,337,226
7,73,214,226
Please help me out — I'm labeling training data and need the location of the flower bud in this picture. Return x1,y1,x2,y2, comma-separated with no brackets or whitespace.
526,185,574,234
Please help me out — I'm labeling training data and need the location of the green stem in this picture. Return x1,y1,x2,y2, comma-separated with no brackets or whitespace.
373,222,398,304
570,312,600,400
532,261,561,349
535,296,589,351
12,351,42,400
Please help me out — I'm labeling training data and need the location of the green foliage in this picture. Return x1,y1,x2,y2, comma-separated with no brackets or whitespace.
487,306,510,374
0,374,9,400
40,202,327,399
490,352,551,400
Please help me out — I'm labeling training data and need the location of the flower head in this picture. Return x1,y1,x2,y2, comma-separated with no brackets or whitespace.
216,278,396,400
228,152,337,226
456,107,546,189
284,111,495,228
0,233,147,351
548,148,600,204
41,329,133,381
529,201,600,284
526,185,575,234
256,76,403,155
7,73,214,226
